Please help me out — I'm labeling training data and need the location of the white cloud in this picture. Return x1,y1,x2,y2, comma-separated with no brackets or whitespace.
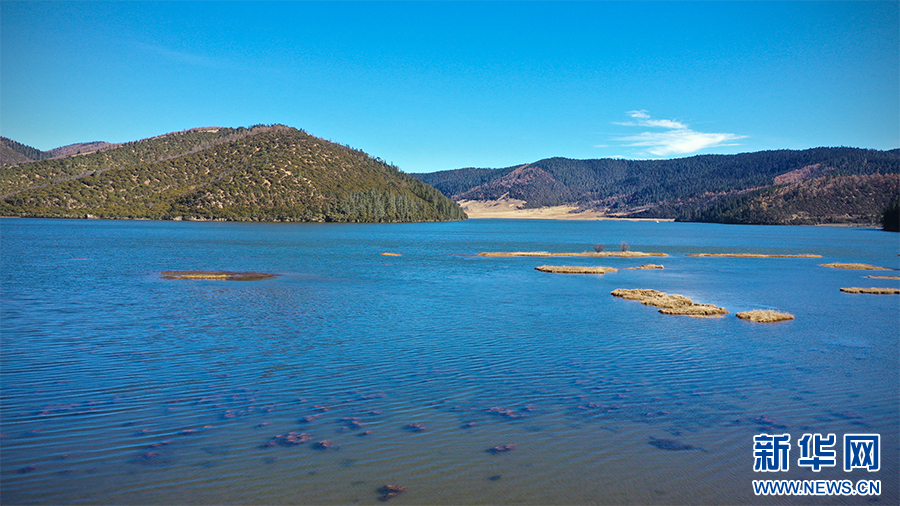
612,111,745,156
617,130,745,156
614,111,687,130
628,110,650,119
643,118,688,129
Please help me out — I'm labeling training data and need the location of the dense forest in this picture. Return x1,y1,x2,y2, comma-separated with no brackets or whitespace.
1,126,466,223
413,148,899,226
882,200,900,232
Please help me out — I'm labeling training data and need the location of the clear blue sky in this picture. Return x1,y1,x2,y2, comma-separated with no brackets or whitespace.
2,1,898,173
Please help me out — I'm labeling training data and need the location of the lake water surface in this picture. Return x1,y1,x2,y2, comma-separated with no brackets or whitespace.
1,218,897,505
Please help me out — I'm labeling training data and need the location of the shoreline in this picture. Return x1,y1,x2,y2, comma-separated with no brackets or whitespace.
456,200,884,227
457,199,672,221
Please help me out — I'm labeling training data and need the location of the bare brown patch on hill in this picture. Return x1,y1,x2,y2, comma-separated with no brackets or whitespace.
773,164,829,185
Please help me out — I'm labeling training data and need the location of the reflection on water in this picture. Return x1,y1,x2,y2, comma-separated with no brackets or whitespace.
1,218,897,504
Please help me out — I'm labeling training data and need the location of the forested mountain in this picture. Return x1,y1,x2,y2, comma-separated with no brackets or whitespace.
1,125,466,223
413,148,899,226
1,137,52,167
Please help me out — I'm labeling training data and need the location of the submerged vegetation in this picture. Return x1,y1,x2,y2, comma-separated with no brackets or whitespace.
686,253,821,258
478,251,667,258
161,271,278,281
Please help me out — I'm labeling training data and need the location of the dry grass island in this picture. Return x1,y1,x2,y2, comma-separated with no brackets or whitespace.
866,275,900,280
736,310,795,323
161,270,278,281
625,264,664,270
819,262,894,270
535,265,618,274
479,251,668,258
839,287,900,294
611,288,728,317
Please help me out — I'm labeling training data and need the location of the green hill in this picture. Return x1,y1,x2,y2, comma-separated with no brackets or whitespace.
413,148,899,226
1,126,262,197
1,125,466,223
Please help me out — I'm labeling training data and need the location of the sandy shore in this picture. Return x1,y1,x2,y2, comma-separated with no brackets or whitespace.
457,199,672,221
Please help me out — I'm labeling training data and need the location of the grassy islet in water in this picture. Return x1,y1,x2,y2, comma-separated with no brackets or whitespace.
736,310,796,323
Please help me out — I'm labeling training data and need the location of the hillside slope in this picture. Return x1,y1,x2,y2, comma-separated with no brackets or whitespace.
0,127,264,197
45,141,120,159
1,137,52,167
413,148,899,225
1,126,466,223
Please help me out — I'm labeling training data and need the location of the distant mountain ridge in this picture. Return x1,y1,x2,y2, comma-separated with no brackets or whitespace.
1,137,121,167
45,141,120,159
1,125,466,223
413,147,899,226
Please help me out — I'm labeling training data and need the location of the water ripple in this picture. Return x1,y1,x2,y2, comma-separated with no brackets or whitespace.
2,219,897,504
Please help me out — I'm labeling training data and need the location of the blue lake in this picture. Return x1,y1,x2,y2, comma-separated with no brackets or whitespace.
1,218,897,505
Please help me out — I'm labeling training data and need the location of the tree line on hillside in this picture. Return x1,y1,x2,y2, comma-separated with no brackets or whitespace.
1,137,53,165
881,200,899,231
